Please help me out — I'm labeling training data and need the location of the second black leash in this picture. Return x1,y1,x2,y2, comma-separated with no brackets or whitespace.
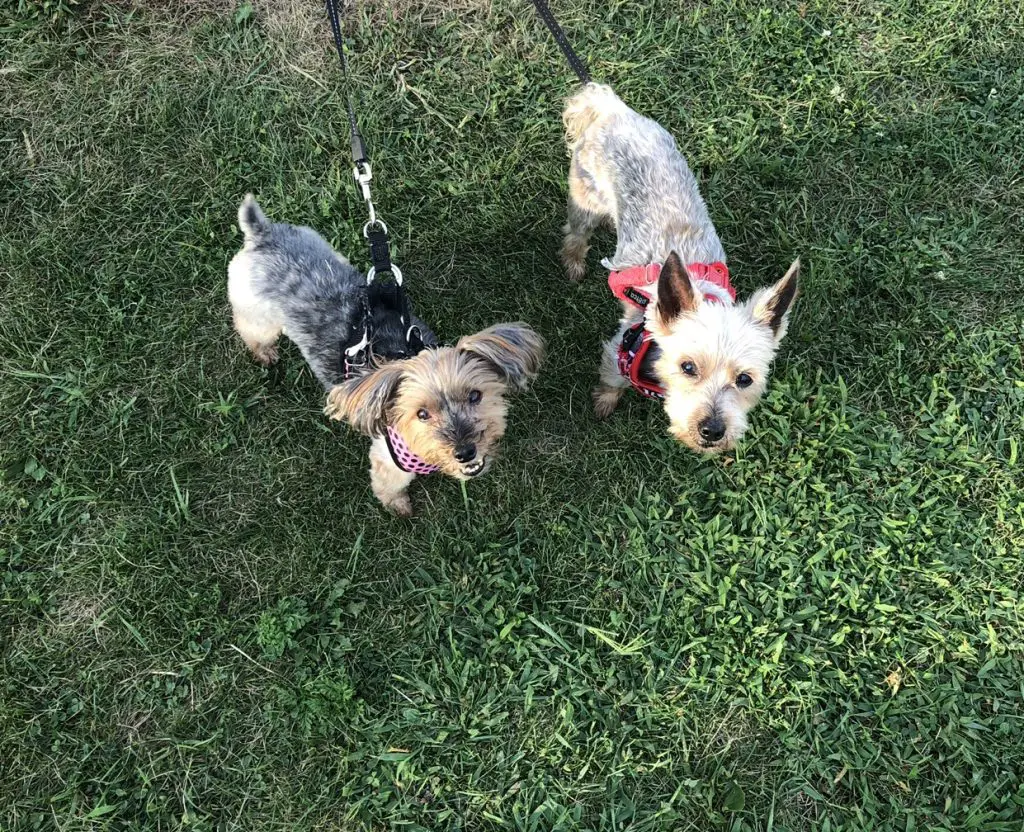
529,0,591,85
324,0,401,285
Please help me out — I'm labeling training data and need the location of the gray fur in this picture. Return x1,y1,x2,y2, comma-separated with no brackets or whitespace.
563,83,727,270
238,195,270,240
228,195,436,389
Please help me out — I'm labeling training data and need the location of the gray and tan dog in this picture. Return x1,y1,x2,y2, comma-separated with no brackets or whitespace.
560,84,799,453
228,196,544,516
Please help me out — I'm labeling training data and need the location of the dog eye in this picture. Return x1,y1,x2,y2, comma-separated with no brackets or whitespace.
680,361,698,377
417,408,430,421
467,389,482,405
736,373,753,388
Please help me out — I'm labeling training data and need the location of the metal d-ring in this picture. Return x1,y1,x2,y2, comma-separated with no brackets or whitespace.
363,219,387,237
366,263,403,286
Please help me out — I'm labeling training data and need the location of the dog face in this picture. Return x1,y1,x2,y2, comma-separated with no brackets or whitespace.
325,323,544,478
649,253,799,453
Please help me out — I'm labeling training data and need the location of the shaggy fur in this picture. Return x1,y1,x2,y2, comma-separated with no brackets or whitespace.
324,324,544,516
228,196,544,516
560,84,800,452
228,195,434,388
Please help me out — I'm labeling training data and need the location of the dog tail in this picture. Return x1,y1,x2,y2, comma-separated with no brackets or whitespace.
563,82,627,148
237,194,271,243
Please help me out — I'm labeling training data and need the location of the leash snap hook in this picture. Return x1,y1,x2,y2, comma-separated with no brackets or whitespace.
353,162,376,224
353,161,372,192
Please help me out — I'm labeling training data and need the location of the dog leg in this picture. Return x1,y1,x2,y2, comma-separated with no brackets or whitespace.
369,435,415,517
561,158,612,282
593,337,628,419
561,197,604,283
232,311,281,366
228,258,283,366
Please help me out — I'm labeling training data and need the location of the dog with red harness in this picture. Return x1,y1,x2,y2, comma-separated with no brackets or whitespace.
560,83,800,452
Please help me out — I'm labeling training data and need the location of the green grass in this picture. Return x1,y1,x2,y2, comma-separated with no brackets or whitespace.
2,0,1023,828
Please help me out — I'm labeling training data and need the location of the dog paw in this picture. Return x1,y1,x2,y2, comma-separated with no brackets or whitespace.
564,261,586,283
561,251,587,283
383,495,413,518
254,344,279,366
593,386,622,420
560,238,588,283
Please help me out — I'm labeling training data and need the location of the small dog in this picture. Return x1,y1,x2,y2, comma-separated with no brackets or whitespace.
228,196,544,516
559,83,799,453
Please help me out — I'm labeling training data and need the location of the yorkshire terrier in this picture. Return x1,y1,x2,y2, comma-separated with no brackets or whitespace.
228,195,544,516
560,83,800,453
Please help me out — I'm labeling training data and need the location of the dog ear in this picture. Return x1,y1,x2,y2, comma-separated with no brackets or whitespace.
749,259,800,342
324,362,406,435
456,323,545,392
654,251,699,332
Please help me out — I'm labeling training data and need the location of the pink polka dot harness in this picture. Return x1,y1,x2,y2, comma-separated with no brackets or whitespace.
385,425,440,476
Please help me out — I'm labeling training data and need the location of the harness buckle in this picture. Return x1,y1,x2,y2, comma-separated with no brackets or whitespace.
342,325,371,380
621,323,644,352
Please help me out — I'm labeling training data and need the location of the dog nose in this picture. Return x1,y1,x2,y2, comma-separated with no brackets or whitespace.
698,417,726,442
453,443,477,463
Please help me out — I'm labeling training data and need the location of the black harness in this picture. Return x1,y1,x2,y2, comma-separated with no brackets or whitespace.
341,277,427,380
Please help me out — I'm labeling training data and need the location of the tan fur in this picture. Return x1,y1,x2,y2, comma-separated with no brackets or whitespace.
593,340,627,419
563,83,626,147
325,323,544,515
368,436,415,517
235,326,279,366
455,324,545,392
324,362,407,436
230,294,281,366
387,351,510,477
560,86,630,282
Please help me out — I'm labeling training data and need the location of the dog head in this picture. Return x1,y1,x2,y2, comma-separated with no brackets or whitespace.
325,323,544,478
648,252,799,453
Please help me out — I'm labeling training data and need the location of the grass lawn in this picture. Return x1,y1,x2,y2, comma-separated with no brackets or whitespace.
2,0,1023,828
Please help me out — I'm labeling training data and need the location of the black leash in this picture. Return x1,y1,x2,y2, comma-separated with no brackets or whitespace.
324,0,396,284
528,0,591,84
325,0,427,377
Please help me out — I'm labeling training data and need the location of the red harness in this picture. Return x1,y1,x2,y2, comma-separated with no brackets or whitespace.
610,261,735,399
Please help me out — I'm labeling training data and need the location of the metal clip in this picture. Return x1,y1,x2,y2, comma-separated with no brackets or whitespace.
353,161,372,193
353,162,376,225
